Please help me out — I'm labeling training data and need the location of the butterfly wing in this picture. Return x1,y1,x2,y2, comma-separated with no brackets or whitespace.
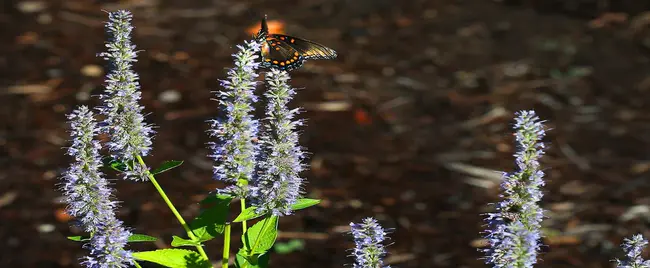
260,36,306,71
269,34,337,60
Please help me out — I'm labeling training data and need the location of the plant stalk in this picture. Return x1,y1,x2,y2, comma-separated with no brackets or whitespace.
136,155,210,263
240,199,247,233
222,223,231,268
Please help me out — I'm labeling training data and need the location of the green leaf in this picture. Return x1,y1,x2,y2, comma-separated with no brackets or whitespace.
235,250,270,268
241,216,279,255
233,199,319,223
290,198,321,211
151,160,184,175
171,236,201,247
67,235,90,242
133,249,210,268
274,239,305,254
233,206,265,223
128,234,158,243
189,195,232,242
109,159,129,172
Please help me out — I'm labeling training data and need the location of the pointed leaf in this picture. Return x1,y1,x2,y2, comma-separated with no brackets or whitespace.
189,195,232,242
109,159,128,172
233,199,320,223
241,216,279,255
235,250,270,268
103,157,137,173
128,234,158,243
67,236,90,242
133,249,210,268
171,236,201,247
151,160,184,175
233,206,265,223
290,198,320,211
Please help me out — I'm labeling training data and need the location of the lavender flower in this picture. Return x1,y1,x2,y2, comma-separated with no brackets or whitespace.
249,69,305,216
61,106,117,234
617,234,650,268
81,218,133,268
61,106,133,267
207,40,261,198
484,110,546,268
98,10,154,181
350,217,391,268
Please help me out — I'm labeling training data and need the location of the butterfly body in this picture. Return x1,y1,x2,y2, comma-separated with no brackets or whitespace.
255,16,337,71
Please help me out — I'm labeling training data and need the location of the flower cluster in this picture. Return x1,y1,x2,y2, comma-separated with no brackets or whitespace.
350,217,391,268
61,106,133,267
81,218,133,268
249,69,306,216
617,234,650,268
207,40,262,198
98,10,154,181
61,106,117,233
484,110,546,268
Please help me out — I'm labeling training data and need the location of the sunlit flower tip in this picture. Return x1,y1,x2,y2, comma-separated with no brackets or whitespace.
513,110,546,170
483,110,546,268
350,217,390,268
61,106,118,234
249,69,305,216
97,10,155,176
617,234,650,268
81,218,133,268
207,39,262,198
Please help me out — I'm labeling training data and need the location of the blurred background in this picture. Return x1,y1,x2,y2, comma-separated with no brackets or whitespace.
3,0,650,267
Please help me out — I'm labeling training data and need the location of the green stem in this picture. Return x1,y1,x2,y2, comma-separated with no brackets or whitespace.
222,223,231,268
240,199,247,233
133,261,143,268
239,199,249,268
135,155,210,263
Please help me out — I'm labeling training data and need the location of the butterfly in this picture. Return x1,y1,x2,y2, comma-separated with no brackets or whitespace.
254,16,337,71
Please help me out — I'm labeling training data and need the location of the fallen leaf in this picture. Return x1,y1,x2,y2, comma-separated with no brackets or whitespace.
16,31,39,45
0,192,18,208
80,65,103,77
303,101,351,112
6,84,52,95
354,108,372,125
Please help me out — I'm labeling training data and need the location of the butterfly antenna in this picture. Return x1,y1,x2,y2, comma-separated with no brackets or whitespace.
261,14,268,34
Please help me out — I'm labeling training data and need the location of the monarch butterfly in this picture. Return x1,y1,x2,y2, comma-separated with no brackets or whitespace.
254,16,337,71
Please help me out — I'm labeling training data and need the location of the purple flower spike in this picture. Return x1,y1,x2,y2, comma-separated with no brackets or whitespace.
81,218,133,268
98,10,154,181
207,40,262,198
484,110,546,268
61,106,133,267
249,69,306,216
617,234,650,268
350,217,391,268
61,106,117,234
